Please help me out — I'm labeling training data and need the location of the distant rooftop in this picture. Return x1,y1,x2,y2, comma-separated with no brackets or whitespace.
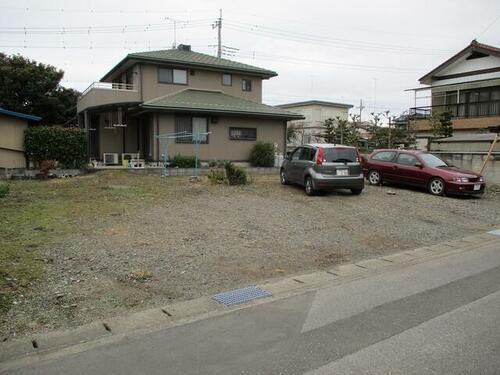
102,44,277,81
276,100,354,109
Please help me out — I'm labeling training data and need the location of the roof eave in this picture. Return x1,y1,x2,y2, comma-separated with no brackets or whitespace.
101,54,277,81
419,40,500,84
140,104,304,120
0,108,42,121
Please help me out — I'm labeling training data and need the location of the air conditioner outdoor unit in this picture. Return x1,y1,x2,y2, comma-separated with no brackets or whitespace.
103,153,119,165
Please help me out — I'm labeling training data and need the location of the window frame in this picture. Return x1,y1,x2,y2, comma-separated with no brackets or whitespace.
229,127,257,141
242,79,252,92
395,153,418,166
291,147,303,161
299,147,315,161
371,151,397,162
174,115,209,144
222,73,232,86
158,67,188,85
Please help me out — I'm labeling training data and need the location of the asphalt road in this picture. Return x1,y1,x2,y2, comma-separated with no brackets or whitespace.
3,236,500,375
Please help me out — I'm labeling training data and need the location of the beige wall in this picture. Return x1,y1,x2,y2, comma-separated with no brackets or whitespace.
0,114,28,168
152,114,285,161
77,87,140,113
140,63,263,103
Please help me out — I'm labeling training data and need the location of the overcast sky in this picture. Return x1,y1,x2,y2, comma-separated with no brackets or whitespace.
1,0,500,120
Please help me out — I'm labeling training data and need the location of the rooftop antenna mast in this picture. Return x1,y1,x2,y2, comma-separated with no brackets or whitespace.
165,17,181,48
212,9,222,57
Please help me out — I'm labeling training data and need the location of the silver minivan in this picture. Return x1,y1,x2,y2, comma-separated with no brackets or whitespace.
280,144,364,196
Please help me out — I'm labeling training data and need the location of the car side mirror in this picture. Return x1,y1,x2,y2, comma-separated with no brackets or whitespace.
415,162,423,168
285,152,292,160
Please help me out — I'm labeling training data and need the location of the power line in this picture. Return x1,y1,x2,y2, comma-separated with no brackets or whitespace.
0,6,214,15
0,19,213,35
234,50,424,73
224,20,454,56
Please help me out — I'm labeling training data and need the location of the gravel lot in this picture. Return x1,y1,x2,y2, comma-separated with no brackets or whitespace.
2,173,499,338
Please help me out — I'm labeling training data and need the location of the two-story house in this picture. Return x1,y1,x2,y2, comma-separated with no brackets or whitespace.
276,100,353,148
408,40,500,149
77,44,303,164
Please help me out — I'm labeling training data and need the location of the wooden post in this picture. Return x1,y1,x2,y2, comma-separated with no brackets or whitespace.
479,134,498,175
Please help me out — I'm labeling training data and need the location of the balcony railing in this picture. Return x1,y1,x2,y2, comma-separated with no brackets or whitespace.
77,82,140,113
81,82,135,97
410,101,500,119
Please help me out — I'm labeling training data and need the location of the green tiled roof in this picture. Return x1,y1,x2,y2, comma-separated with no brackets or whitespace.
141,89,304,119
101,47,277,81
125,48,276,77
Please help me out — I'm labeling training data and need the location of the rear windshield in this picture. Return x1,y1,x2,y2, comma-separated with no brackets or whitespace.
320,147,357,163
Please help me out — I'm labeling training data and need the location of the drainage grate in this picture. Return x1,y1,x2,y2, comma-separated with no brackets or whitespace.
212,286,271,306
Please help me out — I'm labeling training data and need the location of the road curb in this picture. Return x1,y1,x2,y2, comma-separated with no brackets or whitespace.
1,230,498,368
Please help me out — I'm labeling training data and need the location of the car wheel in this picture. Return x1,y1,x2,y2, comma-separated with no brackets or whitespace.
280,169,288,185
351,188,363,195
428,177,445,196
305,177,315,196
368,170,381,185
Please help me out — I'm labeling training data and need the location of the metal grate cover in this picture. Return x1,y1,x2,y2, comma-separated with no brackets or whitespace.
212,285,271,306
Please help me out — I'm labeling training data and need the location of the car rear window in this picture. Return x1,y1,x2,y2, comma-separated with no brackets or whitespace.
320,147,357,163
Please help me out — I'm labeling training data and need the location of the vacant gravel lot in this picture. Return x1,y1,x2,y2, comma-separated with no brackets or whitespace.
2,172,499,338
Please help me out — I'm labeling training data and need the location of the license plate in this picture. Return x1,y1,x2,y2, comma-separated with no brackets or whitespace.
474,184,481,191
336,169,348,176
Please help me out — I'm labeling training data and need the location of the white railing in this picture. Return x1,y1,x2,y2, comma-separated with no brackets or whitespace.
81,82,136,97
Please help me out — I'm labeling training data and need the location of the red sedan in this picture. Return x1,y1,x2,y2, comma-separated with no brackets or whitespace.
363,149,486,196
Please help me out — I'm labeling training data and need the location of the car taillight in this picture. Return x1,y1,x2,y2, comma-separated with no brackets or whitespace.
316,147,323,165
355,148,361,163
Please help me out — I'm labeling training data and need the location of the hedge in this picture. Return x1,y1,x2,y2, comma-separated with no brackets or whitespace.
169,155,199,168
25,126,87,168
249,142,275,167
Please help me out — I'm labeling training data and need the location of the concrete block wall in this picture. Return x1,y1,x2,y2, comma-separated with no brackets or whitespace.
434,152,500,185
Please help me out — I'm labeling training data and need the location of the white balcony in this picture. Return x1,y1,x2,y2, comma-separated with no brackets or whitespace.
77,82,141,113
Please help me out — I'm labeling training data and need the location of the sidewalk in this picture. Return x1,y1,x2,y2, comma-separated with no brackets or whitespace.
1,230,499,374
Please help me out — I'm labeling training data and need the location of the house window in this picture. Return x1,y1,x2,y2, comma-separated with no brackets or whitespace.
448,86,500,118
222,73,232,86
242,79,252,92
229,127,257,141
158,68,187,84
175,116,208,143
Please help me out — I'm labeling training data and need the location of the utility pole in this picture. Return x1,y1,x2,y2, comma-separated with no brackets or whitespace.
212,9,222,58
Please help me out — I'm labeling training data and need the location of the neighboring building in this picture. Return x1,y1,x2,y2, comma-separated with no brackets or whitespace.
0,108,41,168
77,44,303,163
408,40,500,149
276,100,353,147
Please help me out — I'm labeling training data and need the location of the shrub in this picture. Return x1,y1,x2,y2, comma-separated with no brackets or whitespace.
170,155,199,168
38,160,56,179
208,168,225,184
249,142,275,167
0,183,9,198
224,162,247,185
208,159,226,168
25,126,87,168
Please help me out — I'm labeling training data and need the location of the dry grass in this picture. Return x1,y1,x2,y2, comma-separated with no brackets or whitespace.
0,170,209,315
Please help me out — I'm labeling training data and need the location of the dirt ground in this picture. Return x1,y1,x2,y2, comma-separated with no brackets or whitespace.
1,171,499,339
